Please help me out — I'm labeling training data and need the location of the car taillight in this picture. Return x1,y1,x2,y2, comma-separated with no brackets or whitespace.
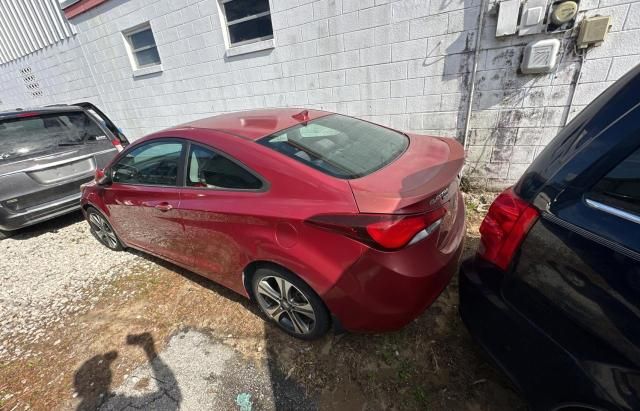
306,208,445,250
477,187,539,270
111,138,124,152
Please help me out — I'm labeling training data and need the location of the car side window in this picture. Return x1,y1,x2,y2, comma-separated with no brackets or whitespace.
186,145,262,190
112,141,183,186
590,147,640,215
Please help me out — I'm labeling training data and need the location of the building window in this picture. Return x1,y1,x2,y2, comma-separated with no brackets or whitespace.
219,0,273,47
123,23,161,72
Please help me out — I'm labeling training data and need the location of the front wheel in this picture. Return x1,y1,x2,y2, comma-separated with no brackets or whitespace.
87,207,123,251
252,267,330,340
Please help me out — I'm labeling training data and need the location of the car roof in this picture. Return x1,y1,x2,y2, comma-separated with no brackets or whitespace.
0,105,85,120
178,108,332,140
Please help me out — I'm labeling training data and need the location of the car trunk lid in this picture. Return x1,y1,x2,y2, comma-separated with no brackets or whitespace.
348,134,464,215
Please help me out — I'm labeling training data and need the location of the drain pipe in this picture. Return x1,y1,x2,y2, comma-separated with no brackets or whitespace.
461,0,489,156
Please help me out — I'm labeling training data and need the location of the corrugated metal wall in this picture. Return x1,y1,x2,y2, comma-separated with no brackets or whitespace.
0,0,76,65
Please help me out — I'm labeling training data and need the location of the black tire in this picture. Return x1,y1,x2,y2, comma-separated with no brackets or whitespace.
86,207,123,251
251,266,330,340
0,230,10,240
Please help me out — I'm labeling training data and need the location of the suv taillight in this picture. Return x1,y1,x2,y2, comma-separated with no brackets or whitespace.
111,138,124,152
306,208,445,251
477,187,539,270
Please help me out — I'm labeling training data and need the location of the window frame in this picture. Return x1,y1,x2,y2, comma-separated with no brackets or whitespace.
109,138,187,189
584,145,640,224
181,140,269,193
122,22,162,74
217,0,274,49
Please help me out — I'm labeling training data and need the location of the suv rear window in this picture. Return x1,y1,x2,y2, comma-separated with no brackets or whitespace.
591,146,640,215
259,114,408,179
0,111,109,163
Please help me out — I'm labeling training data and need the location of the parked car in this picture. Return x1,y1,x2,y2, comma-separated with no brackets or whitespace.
460,64,640,410
0,103,128,237
81,109,465,339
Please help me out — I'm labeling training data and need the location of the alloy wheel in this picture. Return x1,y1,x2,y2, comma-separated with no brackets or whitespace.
89,212,119,249
255,276,317,335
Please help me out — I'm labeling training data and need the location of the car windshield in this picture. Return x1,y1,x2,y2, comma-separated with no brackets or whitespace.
259,114,409,179
0,111,108,163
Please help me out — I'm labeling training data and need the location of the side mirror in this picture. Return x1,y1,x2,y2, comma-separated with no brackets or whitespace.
95,168,112,185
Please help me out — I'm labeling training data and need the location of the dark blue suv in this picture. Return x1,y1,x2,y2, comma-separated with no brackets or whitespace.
460,64,640,411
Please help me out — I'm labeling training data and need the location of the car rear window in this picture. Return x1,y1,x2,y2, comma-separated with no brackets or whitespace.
0,111,109,163
258,114,409,179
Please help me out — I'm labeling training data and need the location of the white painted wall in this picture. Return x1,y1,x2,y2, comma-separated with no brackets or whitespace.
0,0,638,189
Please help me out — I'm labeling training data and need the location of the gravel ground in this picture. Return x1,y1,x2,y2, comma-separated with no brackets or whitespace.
0,212,141,361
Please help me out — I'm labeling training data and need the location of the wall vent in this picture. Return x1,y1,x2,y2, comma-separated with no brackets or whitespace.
20,66,43,99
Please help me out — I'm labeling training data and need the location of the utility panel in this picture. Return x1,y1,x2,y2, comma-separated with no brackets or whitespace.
519,0,548,35
496,0,521,36
521,38,560,73
577,16,611,48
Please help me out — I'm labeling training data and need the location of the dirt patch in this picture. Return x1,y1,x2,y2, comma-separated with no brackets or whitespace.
0,191,521,411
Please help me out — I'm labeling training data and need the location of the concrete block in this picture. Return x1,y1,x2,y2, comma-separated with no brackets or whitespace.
317,35,345,55
392,38,428,62
344,28,376,50
331,50,360,70
406,95,441,112
447,7,480,33
372,97,407,114
626,2,640,29
406,58,444,80
390,78,425,97
409,14,449,39
371,62,408,81
608,55,640,80
308,88,333,103
359,4,392,27
361,45,392,65
332,84,360,100
343,0,375,13
572,81,614,105
345,66,373,84
374,21,410,45
422,111,458,129
392,0,431,22
306,55,332,73
302,20,330,41
318,70,346,87
360,82,391,99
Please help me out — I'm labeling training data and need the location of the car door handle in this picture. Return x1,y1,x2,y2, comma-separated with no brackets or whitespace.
155,203,173,212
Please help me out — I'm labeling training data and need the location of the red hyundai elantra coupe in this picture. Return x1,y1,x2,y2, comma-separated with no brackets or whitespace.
81,108,465,339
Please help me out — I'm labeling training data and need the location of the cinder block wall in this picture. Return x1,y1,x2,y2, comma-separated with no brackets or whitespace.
0,0,638,189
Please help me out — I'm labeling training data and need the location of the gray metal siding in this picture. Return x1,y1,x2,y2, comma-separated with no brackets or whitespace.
0,0,76,65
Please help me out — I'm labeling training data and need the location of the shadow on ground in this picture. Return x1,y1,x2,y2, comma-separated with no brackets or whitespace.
107,235,524,410
0,210,84,241
74,332,181,411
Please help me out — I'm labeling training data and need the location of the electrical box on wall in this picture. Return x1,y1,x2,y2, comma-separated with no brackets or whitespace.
521,38,560,73
577,16,611,48
496,0,521,36
547,0,579,31
519,0,548,35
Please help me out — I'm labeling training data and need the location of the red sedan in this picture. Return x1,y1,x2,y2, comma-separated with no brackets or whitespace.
81,109,465,339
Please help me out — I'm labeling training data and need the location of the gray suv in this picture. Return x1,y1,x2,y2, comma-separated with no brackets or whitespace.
0,103,128,236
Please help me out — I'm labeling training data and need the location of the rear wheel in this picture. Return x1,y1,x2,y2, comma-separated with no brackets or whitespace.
87,207,123,251
252,267,330,340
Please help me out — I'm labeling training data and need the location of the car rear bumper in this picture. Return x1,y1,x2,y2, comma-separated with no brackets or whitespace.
323,193,465,332
0,193,82,231
459,258,619,411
